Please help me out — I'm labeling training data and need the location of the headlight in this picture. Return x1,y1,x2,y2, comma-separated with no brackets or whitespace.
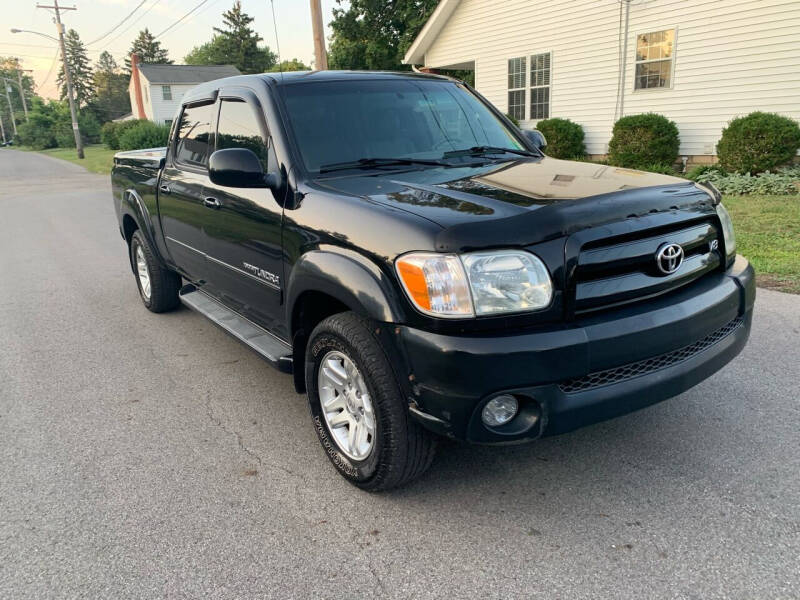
462,250,552,315
395,250,553,318
715,203,736,260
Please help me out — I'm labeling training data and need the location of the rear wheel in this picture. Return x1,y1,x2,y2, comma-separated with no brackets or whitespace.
129,230,181,313
305,312,436,491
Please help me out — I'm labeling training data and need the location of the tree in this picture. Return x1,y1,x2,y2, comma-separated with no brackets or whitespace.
328,0,439,70
184,1,276,74
0,56,38,136
90,51,131,122
268,58,310,72
125,28,172,71
57,29,94,108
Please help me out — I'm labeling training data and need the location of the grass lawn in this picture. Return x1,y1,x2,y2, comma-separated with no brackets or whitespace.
15,144,116,175
724,194,800,293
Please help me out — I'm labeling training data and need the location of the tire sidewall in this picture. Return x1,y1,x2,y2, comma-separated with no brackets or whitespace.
306,331,383,485
129,233,153,309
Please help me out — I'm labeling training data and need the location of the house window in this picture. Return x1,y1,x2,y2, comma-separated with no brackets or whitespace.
529,52,551,119
635,29,675,89
162,85,172,101
507,57,526,121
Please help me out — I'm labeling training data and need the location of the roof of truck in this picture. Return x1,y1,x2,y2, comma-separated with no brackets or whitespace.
257,70,452,85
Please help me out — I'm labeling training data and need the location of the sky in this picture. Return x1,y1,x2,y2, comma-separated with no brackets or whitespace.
0,0,341,99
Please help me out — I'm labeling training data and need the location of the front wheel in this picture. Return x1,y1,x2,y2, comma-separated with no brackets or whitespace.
305,312,436,491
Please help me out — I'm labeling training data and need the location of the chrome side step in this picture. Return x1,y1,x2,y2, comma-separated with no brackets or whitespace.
179,286,293,373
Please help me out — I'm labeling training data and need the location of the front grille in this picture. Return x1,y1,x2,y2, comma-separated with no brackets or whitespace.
559,316,744,394
572,220,722,313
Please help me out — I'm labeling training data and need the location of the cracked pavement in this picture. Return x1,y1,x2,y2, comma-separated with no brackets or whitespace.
1,149,799,599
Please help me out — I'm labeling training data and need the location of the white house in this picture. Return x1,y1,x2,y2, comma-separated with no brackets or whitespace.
128,60,241,125
404,0,800,162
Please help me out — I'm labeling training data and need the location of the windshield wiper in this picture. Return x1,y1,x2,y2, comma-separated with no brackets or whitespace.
442,145,539,159
319,157,449,173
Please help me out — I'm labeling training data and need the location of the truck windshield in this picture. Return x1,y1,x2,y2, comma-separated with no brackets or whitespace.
280,79,527,174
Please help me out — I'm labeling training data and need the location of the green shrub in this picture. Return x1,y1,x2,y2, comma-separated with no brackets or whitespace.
118,120,171,151
608,113,680,169
101,121,120,149
102,119,145,150
685,164,726,181
535,118,585,159
716,112,800,174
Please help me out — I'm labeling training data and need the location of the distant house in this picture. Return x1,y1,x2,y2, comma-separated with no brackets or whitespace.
404,0,800,163
128,58,241,125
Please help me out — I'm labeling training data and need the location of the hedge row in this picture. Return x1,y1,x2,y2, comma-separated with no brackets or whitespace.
523,111,800,176
101,119,171,151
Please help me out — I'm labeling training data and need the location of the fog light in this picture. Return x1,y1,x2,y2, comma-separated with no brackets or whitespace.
481,395,519,427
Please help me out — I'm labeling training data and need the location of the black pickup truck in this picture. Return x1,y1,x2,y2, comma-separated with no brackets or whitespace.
112,71,754,490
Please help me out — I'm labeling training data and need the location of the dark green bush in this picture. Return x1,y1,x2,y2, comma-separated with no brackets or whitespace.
101,121,120,149
608,113,680,169
102,119,145,150
535,118,585,159
117,120,171,151
716,112,800,174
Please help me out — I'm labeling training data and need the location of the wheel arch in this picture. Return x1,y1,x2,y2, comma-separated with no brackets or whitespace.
120,189,169,272
286,249,407,392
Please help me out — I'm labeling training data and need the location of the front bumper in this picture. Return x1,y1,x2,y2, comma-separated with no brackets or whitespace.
396,256,755,443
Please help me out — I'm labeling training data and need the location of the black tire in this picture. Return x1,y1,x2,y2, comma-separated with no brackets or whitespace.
129,230,181,313
306,312,436,491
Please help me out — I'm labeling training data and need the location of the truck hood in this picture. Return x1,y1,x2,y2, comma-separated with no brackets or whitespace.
316,156,715,252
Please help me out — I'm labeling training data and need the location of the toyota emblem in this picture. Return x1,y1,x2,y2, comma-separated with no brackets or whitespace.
655,242,684,274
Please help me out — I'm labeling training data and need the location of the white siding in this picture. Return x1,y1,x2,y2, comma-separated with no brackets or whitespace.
146,83,197,124
423,0,800,156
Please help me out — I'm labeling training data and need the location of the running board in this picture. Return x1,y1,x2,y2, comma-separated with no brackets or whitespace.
179,285,293,374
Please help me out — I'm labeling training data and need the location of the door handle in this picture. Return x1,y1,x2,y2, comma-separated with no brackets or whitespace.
159,184,171,194
204,197,221,209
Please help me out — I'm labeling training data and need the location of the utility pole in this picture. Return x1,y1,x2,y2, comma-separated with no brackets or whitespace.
16,60,29,120
3,83,17,137
0,110,7,145
310,0,328,70
37,0,83,159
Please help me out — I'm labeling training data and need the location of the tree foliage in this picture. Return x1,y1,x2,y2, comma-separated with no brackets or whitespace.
90,51,131,122
15,97,100,149
268,58,311,72
125,28,172,72
328,0,439,70
184,1,276,73
0,56,37,138
57,29,94,108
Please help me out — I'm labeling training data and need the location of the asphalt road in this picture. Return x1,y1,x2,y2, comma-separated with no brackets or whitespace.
1,149,798,599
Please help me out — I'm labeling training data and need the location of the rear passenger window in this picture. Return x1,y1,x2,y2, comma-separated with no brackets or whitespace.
216,99,270,172
174,103,215,169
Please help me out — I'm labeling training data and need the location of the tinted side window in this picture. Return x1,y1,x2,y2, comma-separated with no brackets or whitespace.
216,99,269,171
174,103,215,169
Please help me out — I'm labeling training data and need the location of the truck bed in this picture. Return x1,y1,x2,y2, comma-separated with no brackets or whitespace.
113,147,166,169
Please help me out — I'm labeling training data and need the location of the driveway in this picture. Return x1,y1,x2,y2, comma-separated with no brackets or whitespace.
1,149,798,599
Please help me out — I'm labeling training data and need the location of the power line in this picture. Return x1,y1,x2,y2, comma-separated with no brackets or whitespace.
154,0,211,40
99,0,162,51
87,0,148,46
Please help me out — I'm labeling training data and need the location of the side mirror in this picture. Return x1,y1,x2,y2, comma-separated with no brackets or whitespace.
209,148,268,188
522,129,547,152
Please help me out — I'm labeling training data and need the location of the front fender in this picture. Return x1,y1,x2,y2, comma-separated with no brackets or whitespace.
286,247,407,325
